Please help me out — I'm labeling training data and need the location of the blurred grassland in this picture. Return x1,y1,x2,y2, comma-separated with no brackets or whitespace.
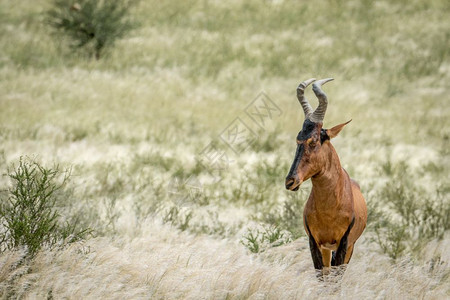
0,0,448,209
0,0,449,146
0,0,449,242
0,0,450,298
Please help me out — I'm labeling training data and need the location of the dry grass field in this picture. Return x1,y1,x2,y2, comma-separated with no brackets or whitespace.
0,0,449,299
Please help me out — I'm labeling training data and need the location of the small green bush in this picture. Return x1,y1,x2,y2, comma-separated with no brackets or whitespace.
47,0,138,59
258,191,307,239
0,157,90,257
241,225,292,253
161,205,193,232
372,160,450,260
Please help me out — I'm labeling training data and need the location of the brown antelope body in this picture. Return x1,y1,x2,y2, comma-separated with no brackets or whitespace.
285,78,367,272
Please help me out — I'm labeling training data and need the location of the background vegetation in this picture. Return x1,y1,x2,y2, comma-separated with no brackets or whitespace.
0,0,449,298
0,157,89,257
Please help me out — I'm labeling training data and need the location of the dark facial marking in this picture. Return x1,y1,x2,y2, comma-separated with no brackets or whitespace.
287,143,304,180
297,119,317,141
320,129,329,144
287,119,320,181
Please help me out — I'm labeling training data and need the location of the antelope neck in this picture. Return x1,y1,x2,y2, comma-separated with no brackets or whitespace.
311,142,346,208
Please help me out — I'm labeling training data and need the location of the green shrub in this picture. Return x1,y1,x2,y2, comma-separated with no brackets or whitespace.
161,205,193,232
241,230,261,253
0,157,90,257
372,160,450,260
241,225,292,253
257,191,308,239
47,0,138,59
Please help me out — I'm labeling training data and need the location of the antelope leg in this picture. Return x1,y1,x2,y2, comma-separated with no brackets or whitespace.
344,244,355,264
308,235,323,270
305,218,323,269
332,217,355,266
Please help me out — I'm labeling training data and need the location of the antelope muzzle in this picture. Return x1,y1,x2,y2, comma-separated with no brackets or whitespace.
285,176,302,191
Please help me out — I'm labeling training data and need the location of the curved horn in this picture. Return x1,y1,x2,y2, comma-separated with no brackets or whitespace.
297,78,316,119
310,78,334,123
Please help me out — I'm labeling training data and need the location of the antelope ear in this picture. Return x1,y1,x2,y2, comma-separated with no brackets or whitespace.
326,119,352,139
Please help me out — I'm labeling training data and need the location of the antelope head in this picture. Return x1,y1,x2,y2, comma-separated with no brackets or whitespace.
285,78,351,191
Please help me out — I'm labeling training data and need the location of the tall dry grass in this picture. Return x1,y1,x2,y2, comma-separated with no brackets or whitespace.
0,0,449,298
1,221,449,299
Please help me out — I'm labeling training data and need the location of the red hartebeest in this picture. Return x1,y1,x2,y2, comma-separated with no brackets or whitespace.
285,78,367,272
